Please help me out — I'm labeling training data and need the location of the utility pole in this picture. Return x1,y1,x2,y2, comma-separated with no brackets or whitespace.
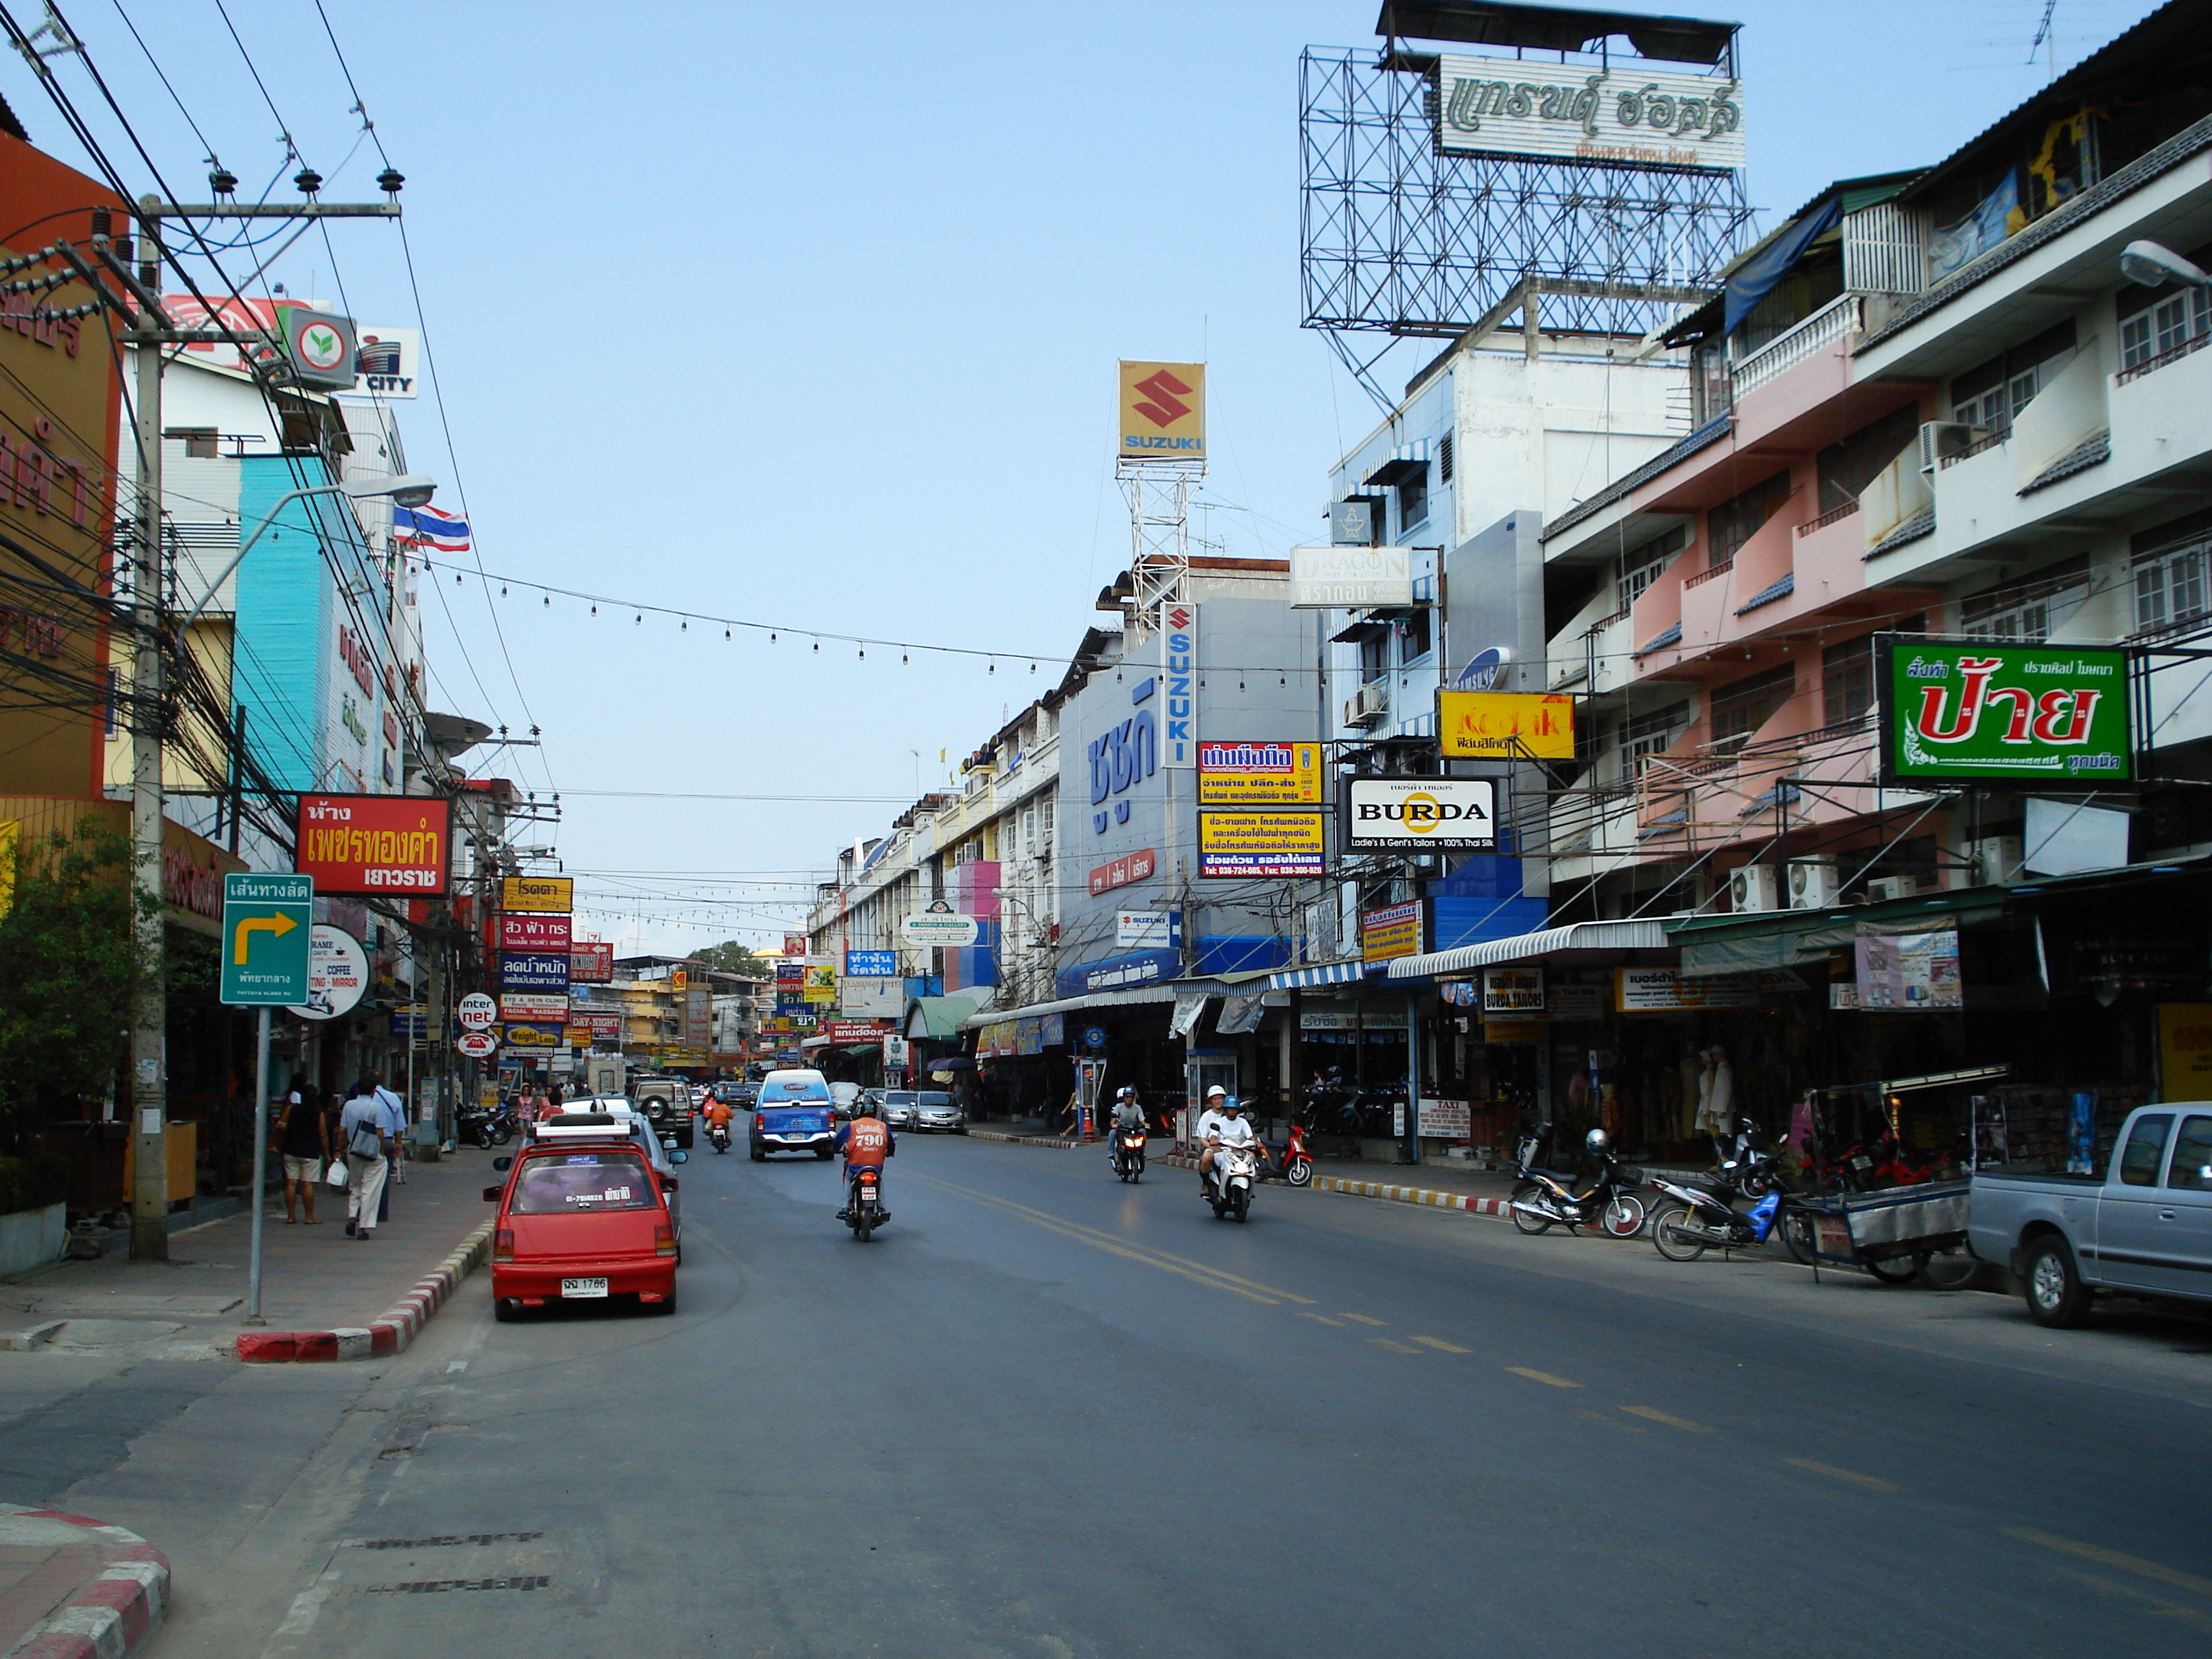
108,189,402,1258
127,197,167,1259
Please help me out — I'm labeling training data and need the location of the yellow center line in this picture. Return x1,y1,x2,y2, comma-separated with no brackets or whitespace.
1620,1406,1712,1433
1336,1312,1386,1326
1576,1409,1644,1433
1411,1335,1473,1354
906,1175,1296,1305
1295,1311,1344,1326
2005,1527,2212,1600
1505,1367,1583,1389
2045,1563,2212,1627
1786,1457,1904,1494
1370,1338,1423,1354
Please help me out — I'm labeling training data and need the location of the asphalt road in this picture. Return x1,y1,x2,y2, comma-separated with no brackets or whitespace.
91,1133,2212,1657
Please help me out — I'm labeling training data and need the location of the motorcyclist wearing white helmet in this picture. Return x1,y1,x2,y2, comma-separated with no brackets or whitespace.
1196,1085,1256,1192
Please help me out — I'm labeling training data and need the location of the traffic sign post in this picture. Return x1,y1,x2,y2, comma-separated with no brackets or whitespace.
220,873,313,1326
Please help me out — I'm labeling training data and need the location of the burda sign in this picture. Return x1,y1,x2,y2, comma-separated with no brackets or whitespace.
1878,637,2131,785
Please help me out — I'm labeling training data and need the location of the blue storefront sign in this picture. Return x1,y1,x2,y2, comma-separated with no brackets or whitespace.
500,950,572,992
390,1009,427,1038
1055,948,1182,1001
846,950,897,978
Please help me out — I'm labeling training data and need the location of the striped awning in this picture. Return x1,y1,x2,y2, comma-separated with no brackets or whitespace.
1264,958,1368,991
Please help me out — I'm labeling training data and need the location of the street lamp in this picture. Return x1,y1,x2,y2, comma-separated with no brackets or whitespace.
179,472,439,630
2119,239,2212,290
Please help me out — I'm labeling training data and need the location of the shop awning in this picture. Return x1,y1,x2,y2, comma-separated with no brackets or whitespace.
1265,958,1367,990
905,995,979,1040
1384,920,1676,981
957,983,1179,1030
1666,895,2008,975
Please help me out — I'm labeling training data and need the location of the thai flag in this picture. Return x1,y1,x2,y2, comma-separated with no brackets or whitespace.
392,504,472,552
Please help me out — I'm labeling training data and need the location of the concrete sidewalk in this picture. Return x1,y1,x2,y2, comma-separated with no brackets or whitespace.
0,1145,503,1364
0,1503,168,1659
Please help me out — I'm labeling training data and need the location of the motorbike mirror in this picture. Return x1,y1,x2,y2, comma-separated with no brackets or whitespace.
493,1155,513,1172
669,1149,689,1164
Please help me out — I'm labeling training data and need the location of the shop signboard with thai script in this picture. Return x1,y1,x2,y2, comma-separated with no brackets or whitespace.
500,913,571,952
1197,741,1323,805
1854,929,1961,1010
570,942,613,983
500,951,570,993
1393,1099,1473,1139
500,875,574,913
2159,1004,2212,1100
1089,848,1156,896
1197,811,1326,878
1617,966,1761,1012
1483,967,1545,1013
500,992,570,1022
1361,901,1423,963
1289,545,1413,608
1435,60,1745,172
295,793,450,895
845,950,896,978
1877,637,2131,785
1438,691,1575,760
1341,776,1497,852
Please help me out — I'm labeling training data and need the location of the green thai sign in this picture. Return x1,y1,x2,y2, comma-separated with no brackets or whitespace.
1879,637,2131,784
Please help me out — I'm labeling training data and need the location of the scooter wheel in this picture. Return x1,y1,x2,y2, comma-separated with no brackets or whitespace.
1510,1181,1553,1236
1286,1159,1312,1187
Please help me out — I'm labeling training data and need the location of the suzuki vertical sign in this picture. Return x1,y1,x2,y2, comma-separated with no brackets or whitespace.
1118,361,1205,460
1877,636,2132,785
1160,602,1199,768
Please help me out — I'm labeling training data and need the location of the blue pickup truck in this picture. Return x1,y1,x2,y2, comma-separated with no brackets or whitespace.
749,1069,836,1161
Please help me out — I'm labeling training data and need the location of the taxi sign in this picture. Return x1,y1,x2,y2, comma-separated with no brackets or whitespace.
219,873,313,1005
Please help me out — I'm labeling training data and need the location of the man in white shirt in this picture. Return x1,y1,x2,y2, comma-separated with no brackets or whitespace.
1196,1086,1256,1194
339,1087,392,1240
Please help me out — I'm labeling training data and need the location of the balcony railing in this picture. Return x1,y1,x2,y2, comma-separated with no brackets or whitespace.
1683,560,1734,589
2115,325,2212,385
1938,429,2006,468
1730,294,1863,400
1797,499,1860,536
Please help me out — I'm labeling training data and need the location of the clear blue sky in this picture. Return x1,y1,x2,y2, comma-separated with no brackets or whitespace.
6,0,2161,952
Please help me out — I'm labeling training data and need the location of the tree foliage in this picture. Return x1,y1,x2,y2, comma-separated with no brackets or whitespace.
692,939,775,979
0,824,149,1151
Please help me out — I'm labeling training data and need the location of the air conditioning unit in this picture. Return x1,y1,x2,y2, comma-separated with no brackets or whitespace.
1917,420,1989,473
1864,875,1917,902
1728,865,1777,914
1343,683,1389,727
1785,858,1842,910
1973,835,2025,884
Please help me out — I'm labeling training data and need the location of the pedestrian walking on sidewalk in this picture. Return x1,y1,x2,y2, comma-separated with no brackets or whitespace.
339,1086,392,1240
368,1070,408,1220
274,1074,328,1226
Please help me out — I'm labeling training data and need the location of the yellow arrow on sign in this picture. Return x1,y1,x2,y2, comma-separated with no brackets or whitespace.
233,910,300,965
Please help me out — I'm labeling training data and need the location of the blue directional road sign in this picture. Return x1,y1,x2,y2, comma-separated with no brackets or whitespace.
220,873,313,1005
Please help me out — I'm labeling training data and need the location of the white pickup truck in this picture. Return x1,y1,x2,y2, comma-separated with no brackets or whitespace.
1968,1103,2212,1327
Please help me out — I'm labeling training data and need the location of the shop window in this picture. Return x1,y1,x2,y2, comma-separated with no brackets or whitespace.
1815,407,1918,515
1948,320,2076,433
1706,470,1792,568
1961,557,2088,642
1615,527,1685,613
1707,662,1797,748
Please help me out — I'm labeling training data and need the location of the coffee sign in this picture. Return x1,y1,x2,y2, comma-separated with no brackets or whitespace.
1878,637,2131,785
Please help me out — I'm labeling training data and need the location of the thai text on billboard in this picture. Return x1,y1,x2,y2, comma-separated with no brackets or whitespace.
1197,811,1326,878
1438,691,1575,760
295,793,449,895
1197,741,1323,805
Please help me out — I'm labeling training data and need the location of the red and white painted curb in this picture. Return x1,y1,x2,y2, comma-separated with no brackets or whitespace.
974,1130,1515,1220
235,1220,495,1364
0,1505,168,1659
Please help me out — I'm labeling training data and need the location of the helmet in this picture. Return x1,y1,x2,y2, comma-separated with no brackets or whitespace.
1117,1087,1136,1100
1585,1128,1611,1153
1206,1084,1228,1100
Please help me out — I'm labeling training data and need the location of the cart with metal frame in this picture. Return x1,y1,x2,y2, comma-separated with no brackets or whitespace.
1799,1179,1978,1289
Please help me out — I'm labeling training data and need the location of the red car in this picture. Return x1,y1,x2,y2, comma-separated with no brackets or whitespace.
484,1115,684,1319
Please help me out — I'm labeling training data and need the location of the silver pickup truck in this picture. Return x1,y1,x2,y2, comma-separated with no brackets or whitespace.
1969,1103,2212,1327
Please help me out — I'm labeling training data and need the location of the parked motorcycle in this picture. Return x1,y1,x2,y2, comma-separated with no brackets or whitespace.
458,1104,514,1148
1203,1144,1261,1223
1262,1120,1316,1187
843,1165,889,1241
1647,1174,1815,1263
1511,1128,1646,1238
1112,1123,1148,1182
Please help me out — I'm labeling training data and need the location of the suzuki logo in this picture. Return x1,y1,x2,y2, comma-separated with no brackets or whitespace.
1166,605,1191,630
1132,369,1192,428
